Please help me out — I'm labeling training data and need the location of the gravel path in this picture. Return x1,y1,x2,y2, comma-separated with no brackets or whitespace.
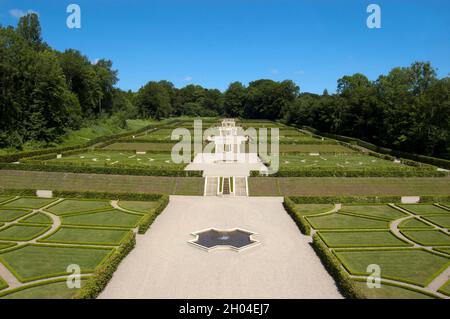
100,196,342,299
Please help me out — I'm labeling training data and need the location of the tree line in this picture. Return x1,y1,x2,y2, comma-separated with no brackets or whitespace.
1,14,449,159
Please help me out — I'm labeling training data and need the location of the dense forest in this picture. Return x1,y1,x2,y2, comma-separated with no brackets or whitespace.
1,14,449,159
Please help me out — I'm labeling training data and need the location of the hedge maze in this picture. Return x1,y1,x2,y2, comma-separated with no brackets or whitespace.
0,193,169,299
284,198,450,299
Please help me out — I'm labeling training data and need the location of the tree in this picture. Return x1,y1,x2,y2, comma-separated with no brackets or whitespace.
136,81,172,119
224,82,246,117
16,13,42,49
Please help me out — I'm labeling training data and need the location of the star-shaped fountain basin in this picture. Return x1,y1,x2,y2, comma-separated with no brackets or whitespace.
188,228,260,252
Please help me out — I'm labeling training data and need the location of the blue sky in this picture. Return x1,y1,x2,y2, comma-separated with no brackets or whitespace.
1,0,449,93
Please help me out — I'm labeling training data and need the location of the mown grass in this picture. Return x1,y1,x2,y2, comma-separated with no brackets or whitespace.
352,280,434,299
62,209,142,228
0,276,7,290
340,205,406,221
103,142,177,152
19,212,52,225
0,170,203,195
439,280,450,296
0,225,49,241
0,208,31,222
398,218,434,229
0,245,112,282
249,177,450,196
307,213,390,230
318,230,411,248
401,230,450,246
1,279,85,299
0,242,16,250
422,215,450,228
117,200,158,213
47,199,111,215
399,204,449,216
1,197,55,209
292,204,334,216
40,226,130,245
334,249,449,287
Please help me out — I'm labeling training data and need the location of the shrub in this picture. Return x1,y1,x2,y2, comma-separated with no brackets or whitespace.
288,195,402,204
311,234,364,299
283,197,311,235
138,195,169,234
73,231,136,299
0,163,202,177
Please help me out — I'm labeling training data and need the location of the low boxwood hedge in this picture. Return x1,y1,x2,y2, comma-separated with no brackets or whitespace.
288,196,402,204
312,234,364,299
301,126,450,170
251,168,445,177
73,231,136,299
283,197,311,235
138,195,169,234
0,163,202,177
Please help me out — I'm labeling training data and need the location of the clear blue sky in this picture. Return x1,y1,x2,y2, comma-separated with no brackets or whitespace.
1,0,449,93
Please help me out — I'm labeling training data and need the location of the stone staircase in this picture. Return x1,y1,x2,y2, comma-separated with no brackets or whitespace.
234,177,248,196
222,178,230,195
204,177,218,196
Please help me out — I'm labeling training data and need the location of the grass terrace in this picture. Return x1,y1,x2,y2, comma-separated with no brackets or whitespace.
0,193,168,299
284,198,450,299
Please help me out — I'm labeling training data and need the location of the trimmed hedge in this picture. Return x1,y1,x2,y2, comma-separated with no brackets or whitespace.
302,126,450,170
283,197,311,235
312,234,364,299
251,168,445,177
0,162,202,177
288,196,402,204
0,188,166,202
73,231,136,299
138,195,169,234
0,119,183,164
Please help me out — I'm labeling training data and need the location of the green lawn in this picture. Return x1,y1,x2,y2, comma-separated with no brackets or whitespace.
0,196,12,204
340,205,406,221
318,230,411,248
46,199,111,215
401,230,450,246
307,213,390,230
434,247,450,255
19,212,53,225
103,142,178,152
398,204,449,216
2,197,56,209
398,218,434,229
422,215,450,228
117,200,158,213
0,208,31,222
0,225,49,241
1,279,85,299
262,153,422,172
439,280,450,296
0,245,112,282
334,249,449,287
249,177,450,196
0,242,16,250
41,151,184,169
0,170,204,195
62,209,142,228
293,204,334,216
352,280,434,299
0,276,7,290
40,226,130,245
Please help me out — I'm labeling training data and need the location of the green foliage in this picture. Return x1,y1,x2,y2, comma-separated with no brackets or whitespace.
283,197,311,235
138,195,169,234
311,234,364,298
74,232,136,299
